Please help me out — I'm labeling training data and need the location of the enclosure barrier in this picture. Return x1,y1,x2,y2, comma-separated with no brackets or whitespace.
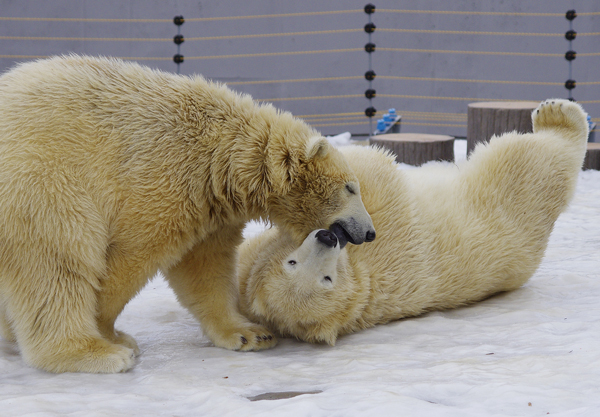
565,10,577,100
0,8,598,132
173,15,184,74
363,4,377,134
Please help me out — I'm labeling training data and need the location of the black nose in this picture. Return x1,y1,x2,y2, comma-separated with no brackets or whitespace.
316,230,338,248
365,230,376,242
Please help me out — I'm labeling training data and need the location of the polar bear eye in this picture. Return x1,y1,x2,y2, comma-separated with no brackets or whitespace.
345,184,356,195
288,260,297,265
324,276,332,283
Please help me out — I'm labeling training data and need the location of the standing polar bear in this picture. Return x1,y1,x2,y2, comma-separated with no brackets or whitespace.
238,99,589,345
0,55,375,373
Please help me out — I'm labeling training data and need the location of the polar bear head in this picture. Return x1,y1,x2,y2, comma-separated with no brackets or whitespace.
265,134,375,247
239,228,368,346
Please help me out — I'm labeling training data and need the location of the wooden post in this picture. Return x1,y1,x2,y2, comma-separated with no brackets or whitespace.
584,143,600,170
370,133,454,166
467,101,539,155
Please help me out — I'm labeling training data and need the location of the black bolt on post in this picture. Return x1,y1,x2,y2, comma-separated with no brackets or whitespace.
364,43,376,53
364,4,376,136
565,50,577,61
173,15,185,74
565,10,577,101
365,70,376,81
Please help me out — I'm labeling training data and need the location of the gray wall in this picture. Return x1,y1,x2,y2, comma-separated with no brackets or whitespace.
1,0,598,137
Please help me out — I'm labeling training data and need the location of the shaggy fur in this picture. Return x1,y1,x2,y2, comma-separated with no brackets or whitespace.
238,99,589,345
0,55,374,373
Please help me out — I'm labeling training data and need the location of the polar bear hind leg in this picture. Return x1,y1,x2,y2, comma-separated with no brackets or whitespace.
0,181,136,373
4,261,136,373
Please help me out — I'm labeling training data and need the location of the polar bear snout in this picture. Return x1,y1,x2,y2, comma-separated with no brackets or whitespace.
330,219,375,249
365,230,376,242
316,229,338,248
325,182,376,248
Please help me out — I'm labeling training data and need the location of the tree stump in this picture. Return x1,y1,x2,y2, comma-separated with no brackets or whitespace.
467,101,539,155
370,133,454,166
584,143,600,170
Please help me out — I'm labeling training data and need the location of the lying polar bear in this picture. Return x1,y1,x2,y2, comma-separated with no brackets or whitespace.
237,99,589,345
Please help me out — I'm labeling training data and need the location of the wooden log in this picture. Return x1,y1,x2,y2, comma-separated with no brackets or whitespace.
583,143,600,171
467,101,539,155
370,133,454,166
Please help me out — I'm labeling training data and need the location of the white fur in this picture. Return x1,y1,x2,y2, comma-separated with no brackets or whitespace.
0,55,374,372
238,99,589,345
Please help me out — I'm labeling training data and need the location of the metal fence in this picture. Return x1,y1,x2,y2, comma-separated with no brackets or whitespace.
0,0,598,137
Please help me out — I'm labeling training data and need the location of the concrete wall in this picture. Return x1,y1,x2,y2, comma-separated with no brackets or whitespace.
1,0,598,137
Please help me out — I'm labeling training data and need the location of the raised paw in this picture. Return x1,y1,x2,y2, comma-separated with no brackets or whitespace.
532,99,588,139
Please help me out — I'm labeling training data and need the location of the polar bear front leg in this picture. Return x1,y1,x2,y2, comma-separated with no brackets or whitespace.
164,226,277,351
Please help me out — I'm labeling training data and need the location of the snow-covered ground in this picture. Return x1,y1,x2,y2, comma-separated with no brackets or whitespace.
1,138,599,417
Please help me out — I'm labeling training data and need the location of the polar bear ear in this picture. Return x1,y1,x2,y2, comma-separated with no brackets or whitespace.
305,136,330,160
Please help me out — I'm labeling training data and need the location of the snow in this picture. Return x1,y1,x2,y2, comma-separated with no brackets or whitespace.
2,138,600,417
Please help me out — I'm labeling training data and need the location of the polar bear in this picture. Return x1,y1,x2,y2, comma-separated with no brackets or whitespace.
0,55,375,373
238,99,589,345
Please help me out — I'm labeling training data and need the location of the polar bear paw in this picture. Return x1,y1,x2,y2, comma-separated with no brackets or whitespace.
209,322,278,352
82,343,137,373
28,337,137,373
111,330,141,356
532,99,588,140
